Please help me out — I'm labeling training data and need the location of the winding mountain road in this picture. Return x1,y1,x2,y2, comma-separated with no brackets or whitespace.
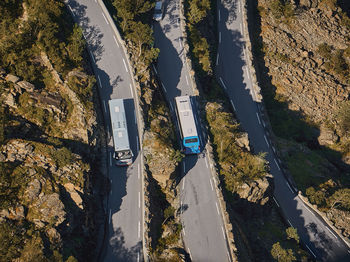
67,0,144,261
153,0,231,261
217,0,350,261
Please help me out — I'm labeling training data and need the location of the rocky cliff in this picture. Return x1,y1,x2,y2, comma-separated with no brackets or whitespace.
0,1,101,260
258,0,350,159
255,0,350,241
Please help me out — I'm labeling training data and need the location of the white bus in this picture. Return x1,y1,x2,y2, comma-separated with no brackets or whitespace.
174,96,200,154
108,99,133,166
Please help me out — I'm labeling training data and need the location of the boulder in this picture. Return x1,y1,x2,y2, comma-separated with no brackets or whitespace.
236,177,272,205
5,74,20,84
318,126,339,146
236,132,250,151
17,81,35,92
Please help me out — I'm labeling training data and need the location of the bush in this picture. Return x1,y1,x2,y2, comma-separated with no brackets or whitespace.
317,43,332,60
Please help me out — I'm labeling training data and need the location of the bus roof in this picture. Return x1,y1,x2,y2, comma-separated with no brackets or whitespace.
175,96,198,138
108,99,131,152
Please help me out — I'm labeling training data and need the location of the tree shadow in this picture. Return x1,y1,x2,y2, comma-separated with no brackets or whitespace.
68,0,104,61
162,0,180,34
109,227,142,261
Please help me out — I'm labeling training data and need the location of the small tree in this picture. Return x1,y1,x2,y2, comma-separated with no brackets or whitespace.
162,206,175,225
127,21,153,57
327,189,350,211
271,242,296,262
286,227,299,243
67,24,85,65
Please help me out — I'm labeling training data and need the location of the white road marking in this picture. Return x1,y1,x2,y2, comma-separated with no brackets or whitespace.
102,12,109,25
273,197,279,207
306,245,316,258
170,102,173,111
348,250,350,254
221,226,226,239
264,135,269,147
90,51,95,63
219,77,227,90
129,84,133,98
136,136,139,152
240,22,243,34
153,64,157,74
103,100,107,113
185,75,189,85
122,58,128,72
218,9,221,22
287,219,292,227
138,164,140,179
230,100,236,111
274,158,280,170
205,157,208,168
210,178,213,191
138,191,141,209
256,112,261,124
179,38,182,48
216,202,220,215
272,146,276,153
137,252,140,262
216,53,219,65
326,227,338,239
246,67,250,79
219,31,221,43
227,251,232,262
262,119,266,127
286,182,294,193
138,221,141,238
97,75,102,88
110,152,112,166
182,178,185,190
68,5,73,13
134,110,137,124
238,2,241,13
113,35,119,47
161,82,167,93
109,209,111,224
182,228,185,236
188,248,192,260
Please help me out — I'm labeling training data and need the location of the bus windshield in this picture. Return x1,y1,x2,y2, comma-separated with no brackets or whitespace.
185,138,198,144
116,150,133,160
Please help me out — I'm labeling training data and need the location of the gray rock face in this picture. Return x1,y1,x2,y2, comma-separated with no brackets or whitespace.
259,0,350,124
318,125,339,146
236,177,271,205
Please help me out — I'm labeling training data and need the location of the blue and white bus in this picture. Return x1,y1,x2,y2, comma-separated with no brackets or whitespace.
174,96,200,154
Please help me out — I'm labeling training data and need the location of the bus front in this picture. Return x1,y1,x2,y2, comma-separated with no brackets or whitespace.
114,149,133,166
183,136,200,154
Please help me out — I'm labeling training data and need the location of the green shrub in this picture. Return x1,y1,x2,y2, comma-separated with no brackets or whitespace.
317,43,332,60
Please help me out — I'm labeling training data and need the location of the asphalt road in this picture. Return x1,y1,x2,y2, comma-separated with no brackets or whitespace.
154,0,231,261
217,0,350,261
67,1,144,261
